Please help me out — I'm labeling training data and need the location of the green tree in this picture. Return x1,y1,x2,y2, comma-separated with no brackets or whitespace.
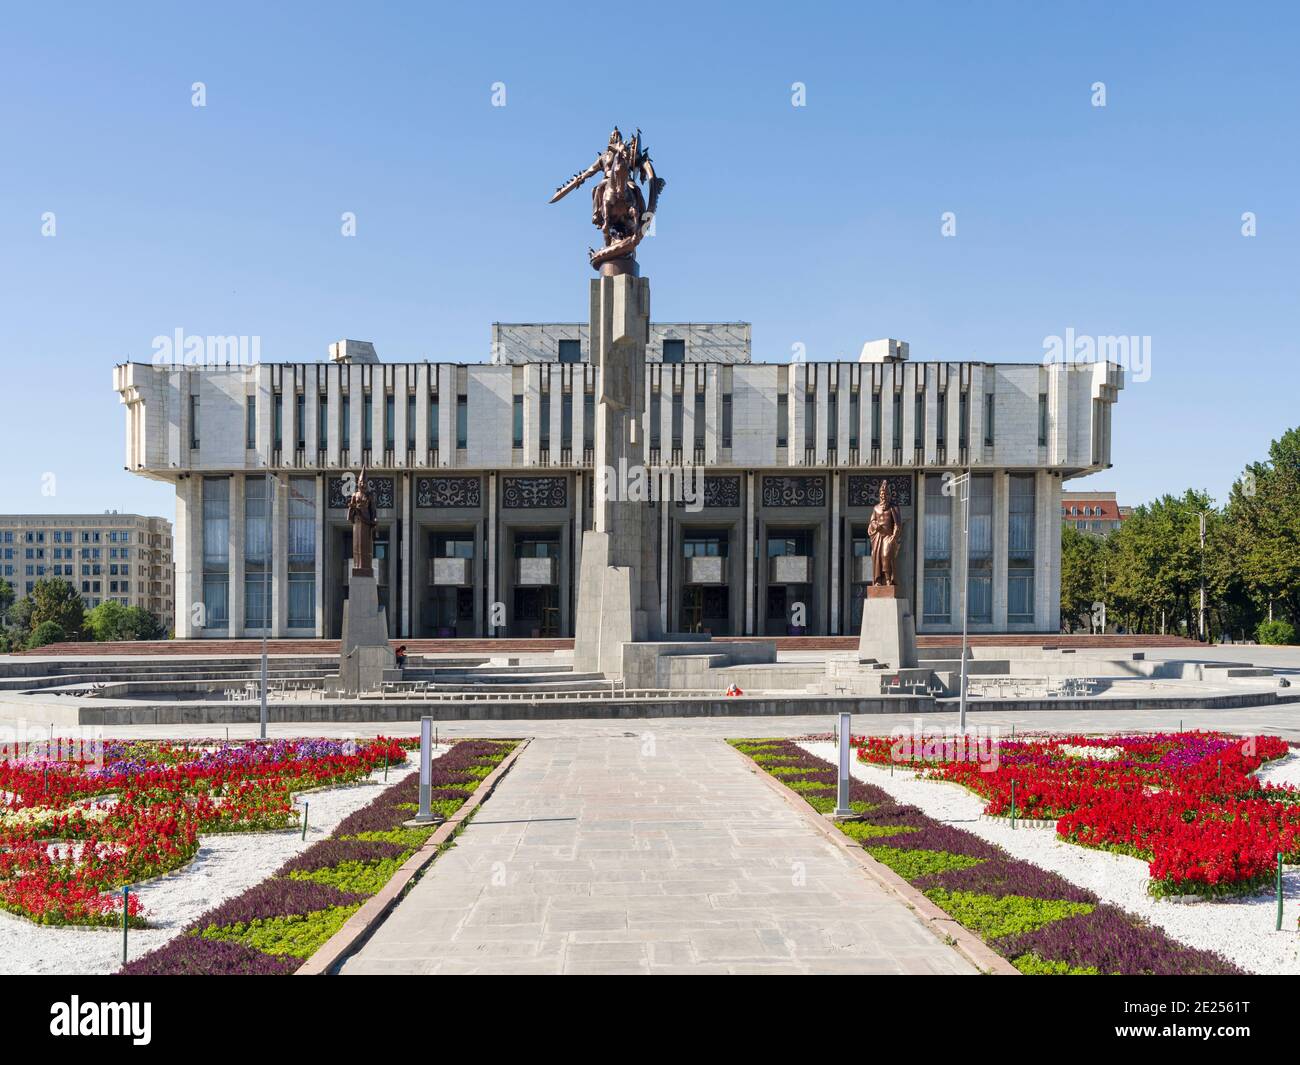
27,620,66,649
0,578,13,627
27,579,85,641
85,600,166,642
1059,525,1108,631
1225,426,1300,626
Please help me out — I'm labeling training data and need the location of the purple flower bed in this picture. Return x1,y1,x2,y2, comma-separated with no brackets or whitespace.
913,857,1096,904
120,936,301,976
740,739,1244,976
121,739,517,976
275,838,408,876
998,907,1242,975
186,879,368,932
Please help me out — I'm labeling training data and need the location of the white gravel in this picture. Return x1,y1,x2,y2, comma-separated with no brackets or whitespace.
802,740,1300,975
0,754,435,975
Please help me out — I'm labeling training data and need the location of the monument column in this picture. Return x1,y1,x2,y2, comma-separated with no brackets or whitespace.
573,269,661,675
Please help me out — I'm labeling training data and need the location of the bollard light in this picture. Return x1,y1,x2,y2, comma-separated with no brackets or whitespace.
834,712,853,817
415,716,435,823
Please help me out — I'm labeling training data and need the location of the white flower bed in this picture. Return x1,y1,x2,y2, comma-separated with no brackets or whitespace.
801,741,1300,975
0,757,429,976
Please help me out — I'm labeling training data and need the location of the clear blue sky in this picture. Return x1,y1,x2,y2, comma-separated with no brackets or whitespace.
3,1,1296,524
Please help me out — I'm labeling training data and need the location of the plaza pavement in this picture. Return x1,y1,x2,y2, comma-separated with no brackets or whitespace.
337,732,978,975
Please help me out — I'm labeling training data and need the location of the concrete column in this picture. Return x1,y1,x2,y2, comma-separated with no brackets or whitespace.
880,366,896,465
1037,470,1057,630
744,471,756,635
704,365,719,464
401,471,413,637
829,471,841,634
549,370,563,464
968,365,984,466
229,475,245,637
486,470,498,637
814,366,828,466
175,476,199,637
790,369,806,465
659,471,670,632
923,364,938,463
992,471,1009,629
326,368,342,468
414,364,430,463
952,472,967,635
438,366,454,466
348,365,364,464
272,472,288,636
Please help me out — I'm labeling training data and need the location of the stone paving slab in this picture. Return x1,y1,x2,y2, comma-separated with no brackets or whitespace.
341,736,976,975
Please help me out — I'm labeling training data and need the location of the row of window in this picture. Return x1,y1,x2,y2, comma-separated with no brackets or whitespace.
922,473,1037,624
202,476,317,629
0,529,144,545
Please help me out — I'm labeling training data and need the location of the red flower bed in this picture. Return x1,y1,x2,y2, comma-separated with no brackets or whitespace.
0,737,409,926
855,731,1298,896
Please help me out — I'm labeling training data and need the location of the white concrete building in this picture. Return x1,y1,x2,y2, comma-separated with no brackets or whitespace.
0,513,174,630
114,327,1121,640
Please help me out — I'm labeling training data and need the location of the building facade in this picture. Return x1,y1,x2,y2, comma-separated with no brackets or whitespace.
114,327,1122,640
1061,491,1129,535
0,513,174,629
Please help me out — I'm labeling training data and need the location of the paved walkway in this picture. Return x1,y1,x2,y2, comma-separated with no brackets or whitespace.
340,736,976,975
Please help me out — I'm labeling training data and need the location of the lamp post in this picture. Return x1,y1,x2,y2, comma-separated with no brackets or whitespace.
1198,511,1206,643
950,470,973,735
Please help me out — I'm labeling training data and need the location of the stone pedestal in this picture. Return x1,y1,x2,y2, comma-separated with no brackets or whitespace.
573,271,662,676
858,586,917,669
338,569,395,694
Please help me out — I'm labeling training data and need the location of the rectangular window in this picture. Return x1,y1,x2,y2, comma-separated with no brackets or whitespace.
295,393,305,450
189,394,200,449
287,477,316,629
384,394,395,451
456,395,468,448
968,473,993,623
583,392,595,450
318,396,328,451
892,392,902,450
915,390,925,449
429,395,439,450
694,390,705,450
777,393,788,448
827,390,838,451
407,394,416,450
671,390,683,450
923,474,951,624
244,475,271,629
1038,393,1048,447
804,392,816,451
848,391,859,450
721,393,733,449
201,477,229,628
540,391,551,451
558,338,581,363
1008,474,1036,621
561,392,573,448
273,392,283,450
936,391,947,447
362,393,373,451
650,389,661,450
959,391,969,449
341,396,351,452
984,392,995,447
246,396,257,450
662,338,685,363
511,395,524,449
871,392,881,448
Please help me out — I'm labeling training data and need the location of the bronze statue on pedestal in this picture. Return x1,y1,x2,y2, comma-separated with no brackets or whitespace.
868,481,903,587
347,470,377,576
549,127,665,274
